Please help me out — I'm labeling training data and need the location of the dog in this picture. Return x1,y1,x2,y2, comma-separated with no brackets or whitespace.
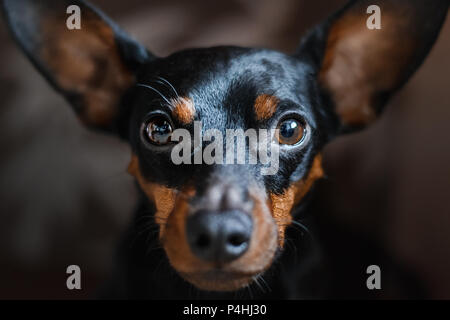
2,0,447,298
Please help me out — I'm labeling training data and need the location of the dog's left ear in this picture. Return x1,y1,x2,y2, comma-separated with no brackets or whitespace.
297,0,448,129
2,0,154,132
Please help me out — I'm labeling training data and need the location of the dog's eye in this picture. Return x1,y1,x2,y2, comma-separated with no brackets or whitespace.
276,119,305,145
145,116,173,145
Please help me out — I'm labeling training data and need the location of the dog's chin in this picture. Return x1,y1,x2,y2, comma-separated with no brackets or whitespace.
180,270,257,291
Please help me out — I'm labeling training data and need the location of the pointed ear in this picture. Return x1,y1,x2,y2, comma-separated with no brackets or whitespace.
2,0,154,132
297,0,448,129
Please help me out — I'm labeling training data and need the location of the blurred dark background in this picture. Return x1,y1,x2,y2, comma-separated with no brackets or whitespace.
0,0,448,299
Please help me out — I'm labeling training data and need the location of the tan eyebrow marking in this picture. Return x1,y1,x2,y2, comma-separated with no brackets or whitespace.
254,94,279,121
171,97,195,124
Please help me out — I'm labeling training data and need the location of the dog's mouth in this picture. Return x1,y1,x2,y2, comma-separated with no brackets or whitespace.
180,270,260,291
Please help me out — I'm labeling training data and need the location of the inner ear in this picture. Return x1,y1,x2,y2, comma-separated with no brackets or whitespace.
42,10,135,128
298,0,448,128
3,0,153,131
319,7,409,126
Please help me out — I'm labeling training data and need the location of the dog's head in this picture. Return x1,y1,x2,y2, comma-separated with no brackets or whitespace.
3,0,446,291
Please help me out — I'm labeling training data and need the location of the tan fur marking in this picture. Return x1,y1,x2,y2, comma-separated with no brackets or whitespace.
127,155,176,238
172,97,195,124
293,154,325,205
270,155,324,247
254,94,278,121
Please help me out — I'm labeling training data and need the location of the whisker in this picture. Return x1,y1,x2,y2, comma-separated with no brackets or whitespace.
246,283,254,299
290,219,313,240
156,76,179,98
130,221,156,245
252,276,266,294
146,243,164,255
135,214,154,224
258,275,271,292
136,83,171,105
284,237,297,253
291,220,310,233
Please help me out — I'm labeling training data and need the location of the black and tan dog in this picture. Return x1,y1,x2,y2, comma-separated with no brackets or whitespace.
2,0,447,298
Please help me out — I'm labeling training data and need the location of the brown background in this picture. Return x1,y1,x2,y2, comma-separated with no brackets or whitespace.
0,0,448,299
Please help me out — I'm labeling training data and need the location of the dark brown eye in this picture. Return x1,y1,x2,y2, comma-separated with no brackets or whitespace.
276,118,305,145
145,116,173,145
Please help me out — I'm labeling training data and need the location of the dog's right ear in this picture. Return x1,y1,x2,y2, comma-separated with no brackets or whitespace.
296,0,448,131
2,0,154,132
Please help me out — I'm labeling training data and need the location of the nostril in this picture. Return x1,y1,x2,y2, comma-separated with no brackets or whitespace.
196,233,211,249
227,233,248,247
187,211,218,262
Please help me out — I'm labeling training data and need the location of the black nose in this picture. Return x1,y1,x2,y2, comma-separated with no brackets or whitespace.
186,210,253,263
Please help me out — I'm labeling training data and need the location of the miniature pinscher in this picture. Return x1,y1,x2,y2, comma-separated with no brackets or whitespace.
2,0,447,298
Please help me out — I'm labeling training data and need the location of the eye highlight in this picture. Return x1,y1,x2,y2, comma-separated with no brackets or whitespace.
276,118,306,145
144,115,174,145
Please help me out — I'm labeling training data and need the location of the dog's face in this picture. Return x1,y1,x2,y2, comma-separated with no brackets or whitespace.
126,48,325,290
3,0,447,291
